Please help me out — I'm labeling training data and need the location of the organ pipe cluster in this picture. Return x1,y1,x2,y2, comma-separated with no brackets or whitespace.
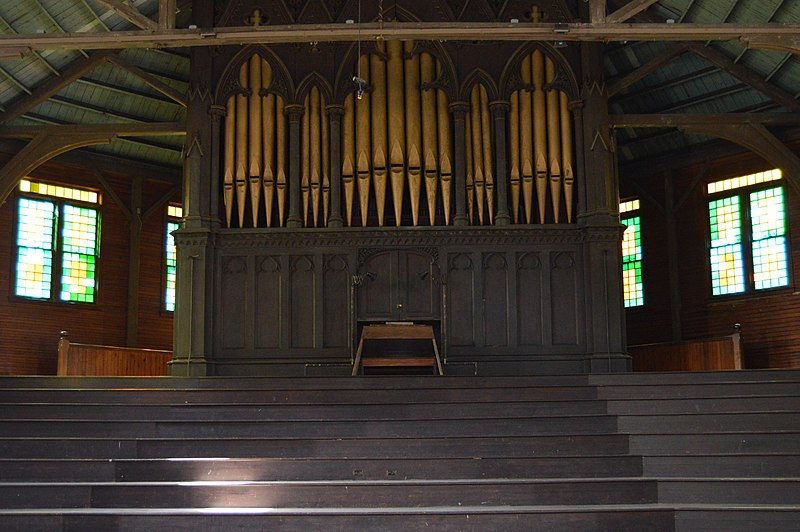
341,41,452,226
509,50,575,224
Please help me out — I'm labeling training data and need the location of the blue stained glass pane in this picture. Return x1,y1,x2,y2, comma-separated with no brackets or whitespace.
753,236,789,290
710,244,745,295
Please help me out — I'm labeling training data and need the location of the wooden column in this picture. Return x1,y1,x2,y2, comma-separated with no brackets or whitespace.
490,100,511,225
664,172,682,342
450,101,470,226
285,104,304,228
208,104,225,229
326,104,344,228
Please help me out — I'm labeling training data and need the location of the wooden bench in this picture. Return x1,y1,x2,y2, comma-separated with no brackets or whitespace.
352,324,443,376
57,331,173,377
628,326,742,372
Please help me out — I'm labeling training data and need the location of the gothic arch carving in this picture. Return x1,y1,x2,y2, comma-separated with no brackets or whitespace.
460,68,499,102
500,43,578,101
296,72,334,108
215,45,294,104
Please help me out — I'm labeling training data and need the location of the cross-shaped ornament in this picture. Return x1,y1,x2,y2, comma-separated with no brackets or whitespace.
247,9,268,27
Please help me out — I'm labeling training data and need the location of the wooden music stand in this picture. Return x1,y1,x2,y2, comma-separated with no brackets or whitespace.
352,323,443,376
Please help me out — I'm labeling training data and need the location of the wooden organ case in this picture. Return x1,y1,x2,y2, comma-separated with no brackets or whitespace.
171,0,629,377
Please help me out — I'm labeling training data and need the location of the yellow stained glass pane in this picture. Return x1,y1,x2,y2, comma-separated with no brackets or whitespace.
619,199,640,214
19,178,99,204
707,169,781,194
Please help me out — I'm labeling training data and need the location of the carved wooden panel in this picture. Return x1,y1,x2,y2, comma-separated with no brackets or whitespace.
517,251,544,346
400,250,439,319
290,255,316,348
323,254,350,348
447,253,475,347
551,251,578,345
221,256,247,350
483,252,508,347
357,251,394,320
255,256,282,349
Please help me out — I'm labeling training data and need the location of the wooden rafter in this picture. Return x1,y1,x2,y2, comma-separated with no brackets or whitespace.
105,54,187,107
158,0,177,31
0,22,798,54
605,0,661,24
0,122,185,139
0,50,117,125
688,44,800,114
589,0,607,23
94,0,158,31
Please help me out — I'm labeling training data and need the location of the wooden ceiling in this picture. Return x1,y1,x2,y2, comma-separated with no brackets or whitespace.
0,0,797,172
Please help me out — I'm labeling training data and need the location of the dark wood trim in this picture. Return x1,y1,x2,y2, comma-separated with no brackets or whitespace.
0,122,185,138
605,0,660,24
105,55,187,107
94,0,158,31
609,113,800,127
608,44,688,97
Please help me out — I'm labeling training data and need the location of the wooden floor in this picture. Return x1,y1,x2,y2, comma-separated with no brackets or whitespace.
0,370,798,531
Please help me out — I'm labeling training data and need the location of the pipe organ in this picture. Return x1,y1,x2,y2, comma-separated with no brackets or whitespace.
221,47,575,229
509,50,575,224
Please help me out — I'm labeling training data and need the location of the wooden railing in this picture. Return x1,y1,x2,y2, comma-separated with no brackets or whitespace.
628,326,743,372
57,332,173,376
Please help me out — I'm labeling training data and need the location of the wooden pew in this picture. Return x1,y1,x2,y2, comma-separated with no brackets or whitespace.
628,326,743,372
56,331,172,377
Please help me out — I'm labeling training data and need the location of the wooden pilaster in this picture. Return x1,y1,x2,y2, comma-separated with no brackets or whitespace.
450,101,470,226
326,105,344,228
490,100,511,225
286,104,304,228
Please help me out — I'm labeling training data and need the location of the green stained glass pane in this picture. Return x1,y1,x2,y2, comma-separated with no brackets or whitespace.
15,198,56,299
62,205,98,255
750,187,784,241
60,252,96,303
708,196,740,246
753,236,789,290
621,217,641,261
165,222,179,311
710,244,745,295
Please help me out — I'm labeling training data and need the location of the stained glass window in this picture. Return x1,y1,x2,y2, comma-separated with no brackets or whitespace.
621,215,643,307
165,205,182,312
708,171,788,296
15,179,100,303
165,221,179,312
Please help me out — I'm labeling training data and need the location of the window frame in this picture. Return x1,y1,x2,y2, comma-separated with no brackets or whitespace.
13,179,101,305
706,173,791,298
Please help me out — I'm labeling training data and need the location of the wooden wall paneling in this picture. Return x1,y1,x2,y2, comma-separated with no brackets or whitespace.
289,255,315,348
322,254,350,348
447,252,476,347
482,252,509,347
551,251,579,345
313,253,325,349
517,251,544,346
220,255,247,351
254,255,282,349
400,250,439,319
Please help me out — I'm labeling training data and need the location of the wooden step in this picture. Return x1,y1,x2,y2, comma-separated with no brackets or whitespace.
361,357,435,367
643,455,800,478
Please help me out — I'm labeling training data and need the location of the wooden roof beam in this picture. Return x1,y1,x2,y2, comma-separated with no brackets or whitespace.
159,0,177,31
94,0,158,32
0,122,185,139
0,50,117,125
105,54,187,107
688,44,800,114
0,22,797,54
609,113,800,128
606,0,661,24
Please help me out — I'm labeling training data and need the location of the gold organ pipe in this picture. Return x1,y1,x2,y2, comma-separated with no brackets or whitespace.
322,96,330,226
301,93,310,226
342,93,356,226
404,41,422,226
532,50,548,224
223,96,235,227
261,59,275,227
437,87,452,225
248,55,262,226
310,87,322,227
545,58,562,223
519,55,534,223
356,54,372,226
276,97,286,226
465,106,474,224
469,85,484,224
420,53,438,226
508,91,520,224
371,44,388,226
387,40,406,226
560,91,575,223
235,61,249,227
479,84,494,225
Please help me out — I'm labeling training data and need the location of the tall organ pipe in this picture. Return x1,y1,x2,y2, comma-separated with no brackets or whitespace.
404,41,422,226
356,55,372,226
479,85,494,225
371,45,388,226
276,97,287,226
342,94,356,226
508,92,521,224
532,50,548,224
545,58,562,223
235,62,249,227
519,55,534,223
469,86,485,224
223,97,235,227
387,40,406,226
261,58,275,227
420,53,438,226
560,92,575,223
248,55,262,226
